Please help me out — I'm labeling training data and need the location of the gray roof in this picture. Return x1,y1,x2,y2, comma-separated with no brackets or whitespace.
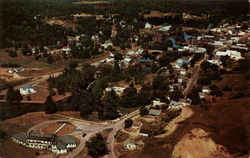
169,100,182,107
54,140,67,150
58,135,77,144
12,132,27,143
123,139,135,146
26,132,55,142
148,109,162,116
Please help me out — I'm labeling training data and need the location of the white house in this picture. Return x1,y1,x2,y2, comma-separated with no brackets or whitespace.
19,86,37,95
105,86,126,96
199,92,206,99
62,46,71,54
207,59,222,66
202,86,211,93
216,50,242,60
159,25,171,32
144,22,152,29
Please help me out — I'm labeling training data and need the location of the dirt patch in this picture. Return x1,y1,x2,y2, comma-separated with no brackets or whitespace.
172,128,231,158
134,98,250,158
41,123,62,135
56,123,76,136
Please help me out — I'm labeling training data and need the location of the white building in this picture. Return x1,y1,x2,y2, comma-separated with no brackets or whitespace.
159,25,172,32
19,86,37,95
144,22,152,29
216,50,242,60
12,131,77,155
105,86,126,96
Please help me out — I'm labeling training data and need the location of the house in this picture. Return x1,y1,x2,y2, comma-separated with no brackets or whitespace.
159,25,172,32
180,69,187,75
199,92,206,99
8,67,25,74
12,131,77,155
145,22,152,29
152,99,166,106
139,57,153,63
19,86,37,95
105,86,125,96
207,59,222,66
168,100,183,108
202,86,211,93
148,109,162,116
127,48,144,56
139,129,151,137
132,121,142,129
101,41,113,49
216,50,242,60
62,46,71,54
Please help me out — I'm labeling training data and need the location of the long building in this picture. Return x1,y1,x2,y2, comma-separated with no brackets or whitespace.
12,130,77,154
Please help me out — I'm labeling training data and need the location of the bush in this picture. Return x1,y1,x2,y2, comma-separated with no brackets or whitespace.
0,63,20,68
223,86,232,91
124,119,133,128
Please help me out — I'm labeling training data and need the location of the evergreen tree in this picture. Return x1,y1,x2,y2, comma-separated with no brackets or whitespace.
124,118,133,128
86,133,109,158
44,95,57,114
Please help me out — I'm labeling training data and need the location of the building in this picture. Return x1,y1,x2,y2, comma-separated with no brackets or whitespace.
148,109,162,116
8,67,25,74
105,86,126,96
199,92,206,99
132,121,142,129
145,22,152,29
62,46,71,54
216,50,242,60
159,25,172,32
12,131,77,154
123,139,143,150
202,86,211,93
19,85,37,95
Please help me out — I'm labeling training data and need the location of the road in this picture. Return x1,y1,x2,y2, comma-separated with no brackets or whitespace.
28,108,140,158
183,54,208,97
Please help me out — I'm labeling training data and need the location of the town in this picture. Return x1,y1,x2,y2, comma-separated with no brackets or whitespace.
0,0,249,158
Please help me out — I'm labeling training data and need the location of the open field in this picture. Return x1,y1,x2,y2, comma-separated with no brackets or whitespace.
144,10,176,18
0,112,67,158
72,1,110,5
0,50,52,68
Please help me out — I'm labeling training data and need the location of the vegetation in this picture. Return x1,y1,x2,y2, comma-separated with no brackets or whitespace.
86,133,109,158
124,118,133,128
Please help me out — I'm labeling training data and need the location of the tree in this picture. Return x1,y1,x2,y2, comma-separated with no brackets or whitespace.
6,86,23,104
140,106,149,116
86,133,109,158
169,89,184,101
69,61,78,69
44,95,57,114
0,130,6,140
47,54,54,64
200,61,211,72
124,118,133,128
114,52,123,61
9,50,17,57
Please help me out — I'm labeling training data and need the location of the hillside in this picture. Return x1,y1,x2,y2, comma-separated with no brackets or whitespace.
137,98,250,158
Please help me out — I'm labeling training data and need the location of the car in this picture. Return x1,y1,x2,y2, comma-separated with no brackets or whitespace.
82,133,87,137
